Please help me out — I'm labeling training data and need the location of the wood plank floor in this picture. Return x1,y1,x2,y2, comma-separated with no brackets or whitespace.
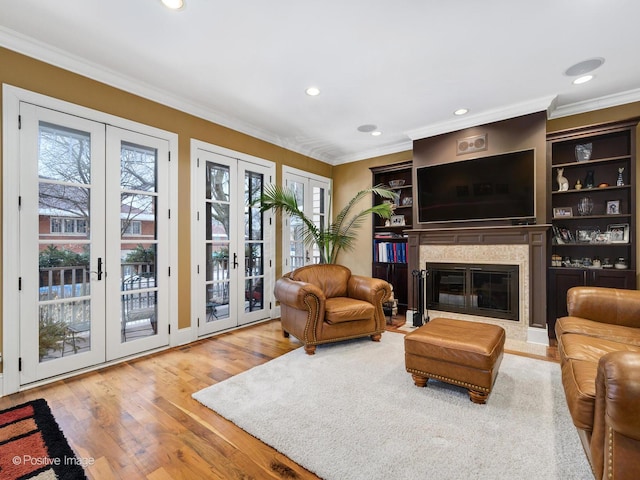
0,319,559,479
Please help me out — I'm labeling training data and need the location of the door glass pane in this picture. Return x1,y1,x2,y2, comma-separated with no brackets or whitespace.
244,171,264,312
39,300,91,361
288,180,305,269
245,170,265,313
38,122,91,183
38,122,93,362
205,162,231,322
120,143,158,342
311,186,325,264
121,141,157,192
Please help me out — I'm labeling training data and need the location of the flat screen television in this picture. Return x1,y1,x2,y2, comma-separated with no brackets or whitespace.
417,149,535,223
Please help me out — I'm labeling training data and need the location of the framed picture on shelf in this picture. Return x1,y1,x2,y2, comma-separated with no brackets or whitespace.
592,231,612,244
576,228,598,243
606,200,620,215
607,223,629,243
553,207,573,218
390,215,405,226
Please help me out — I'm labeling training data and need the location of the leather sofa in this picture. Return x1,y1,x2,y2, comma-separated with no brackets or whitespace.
274,264,391,355
556,286,640,479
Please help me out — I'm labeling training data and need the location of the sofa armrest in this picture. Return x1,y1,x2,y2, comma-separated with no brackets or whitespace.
274,277,326,310
567,286,640,328
591,351,640,479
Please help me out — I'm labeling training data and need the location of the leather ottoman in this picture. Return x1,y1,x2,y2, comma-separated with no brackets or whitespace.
404,317,506,404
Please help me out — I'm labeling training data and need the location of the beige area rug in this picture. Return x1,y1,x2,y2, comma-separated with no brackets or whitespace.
193,332,593,480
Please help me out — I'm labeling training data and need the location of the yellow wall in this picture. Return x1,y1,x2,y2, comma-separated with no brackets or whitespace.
0,46,332,348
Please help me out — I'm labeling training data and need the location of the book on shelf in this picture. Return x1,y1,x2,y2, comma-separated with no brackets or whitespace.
374,241,407,263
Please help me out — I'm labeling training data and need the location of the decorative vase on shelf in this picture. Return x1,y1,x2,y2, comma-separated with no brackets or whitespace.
617,167,625,186
584,170,595,189
577,196,594,216
575,143,593,162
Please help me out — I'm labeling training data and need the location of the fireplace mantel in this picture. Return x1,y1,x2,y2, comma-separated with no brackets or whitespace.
406,225,550,332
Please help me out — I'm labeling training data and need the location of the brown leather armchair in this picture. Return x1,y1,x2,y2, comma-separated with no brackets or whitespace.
274,264,392,354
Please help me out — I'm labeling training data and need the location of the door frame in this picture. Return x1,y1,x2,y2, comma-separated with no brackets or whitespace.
2,84,179,396
189,139,276,341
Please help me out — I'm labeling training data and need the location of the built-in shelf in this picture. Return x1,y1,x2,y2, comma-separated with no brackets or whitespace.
547,120,637,339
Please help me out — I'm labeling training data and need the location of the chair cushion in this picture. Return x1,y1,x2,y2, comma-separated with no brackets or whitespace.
561,358,598,431
324,297,374,324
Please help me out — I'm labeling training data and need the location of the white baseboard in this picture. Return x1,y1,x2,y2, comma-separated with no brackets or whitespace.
527,327,549,346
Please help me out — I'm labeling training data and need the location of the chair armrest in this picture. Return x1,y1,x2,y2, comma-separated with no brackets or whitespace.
274,277,325,310
591,351,640,478
348,275,392,305
567,287,640,328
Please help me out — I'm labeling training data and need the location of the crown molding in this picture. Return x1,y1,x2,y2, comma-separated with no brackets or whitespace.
331,139,414,165
548,88,640,119
0,26,324,162
405,95,557,141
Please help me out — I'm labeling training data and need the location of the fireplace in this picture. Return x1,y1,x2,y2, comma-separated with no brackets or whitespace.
426,262,519,321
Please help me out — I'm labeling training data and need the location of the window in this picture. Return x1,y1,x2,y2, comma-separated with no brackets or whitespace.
49,217,88,234
122,220,142,235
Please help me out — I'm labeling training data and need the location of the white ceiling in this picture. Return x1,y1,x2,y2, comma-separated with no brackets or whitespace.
2,0,640,165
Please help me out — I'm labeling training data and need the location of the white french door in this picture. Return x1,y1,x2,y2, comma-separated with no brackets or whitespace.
193,144,274,337
16,104,170,385
282,167,331,273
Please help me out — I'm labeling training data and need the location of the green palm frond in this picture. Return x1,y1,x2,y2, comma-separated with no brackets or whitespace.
258,183,398,264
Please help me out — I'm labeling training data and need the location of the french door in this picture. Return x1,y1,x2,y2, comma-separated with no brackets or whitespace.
17,104,170,384
282,167,331,273
193,144,274,337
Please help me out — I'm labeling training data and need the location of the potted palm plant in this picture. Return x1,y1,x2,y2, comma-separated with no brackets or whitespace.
258,184,398,264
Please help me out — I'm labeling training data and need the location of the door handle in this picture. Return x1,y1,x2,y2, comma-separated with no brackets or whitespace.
233,252,238,269
305,250,310,262
91,257,105,280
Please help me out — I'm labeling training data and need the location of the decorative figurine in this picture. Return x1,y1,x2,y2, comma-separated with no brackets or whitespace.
617,167,625,186
556,168,569,191
574,179,582,190
584,170,595,189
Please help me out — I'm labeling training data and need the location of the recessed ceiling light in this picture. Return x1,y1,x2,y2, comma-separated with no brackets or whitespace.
454,108,469,116
305,87,320,96
371,131,382,137
357,124,377,133
161,0,185,9
573,75,594,85
565,58,604,76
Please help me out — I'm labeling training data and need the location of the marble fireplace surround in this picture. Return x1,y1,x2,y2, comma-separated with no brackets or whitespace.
406,225,550,346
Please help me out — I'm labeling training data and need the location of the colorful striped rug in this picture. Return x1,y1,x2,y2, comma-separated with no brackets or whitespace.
0,398,87,479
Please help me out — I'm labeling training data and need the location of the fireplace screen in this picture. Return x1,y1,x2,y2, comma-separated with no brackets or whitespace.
426,263,519,321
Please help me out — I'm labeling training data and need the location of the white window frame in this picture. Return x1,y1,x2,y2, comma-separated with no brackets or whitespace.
49,217,88,235
281,166,331,273
122,220,142,235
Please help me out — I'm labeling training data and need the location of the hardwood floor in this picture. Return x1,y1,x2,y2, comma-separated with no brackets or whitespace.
0,319,559,479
